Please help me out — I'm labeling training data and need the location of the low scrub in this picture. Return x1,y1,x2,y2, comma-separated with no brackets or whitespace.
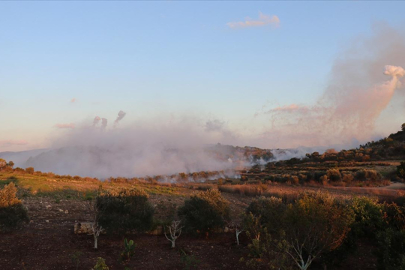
178,189,230,234
96,187,154,234
0,182,29,232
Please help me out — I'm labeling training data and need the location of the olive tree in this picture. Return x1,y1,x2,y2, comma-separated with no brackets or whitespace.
282,193,354,270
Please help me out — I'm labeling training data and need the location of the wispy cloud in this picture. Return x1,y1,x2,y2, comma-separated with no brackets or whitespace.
70,98,77,103
227,12,280,29
0,140,28,146
54,123,75,129
265,104,310,114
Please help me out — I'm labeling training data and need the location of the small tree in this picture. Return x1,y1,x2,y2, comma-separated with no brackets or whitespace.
25,167,35,174
0,159,6,170
88,200,103,249
164,220,183,248
178,189,230,234
227,221,244,245
7,161,14,169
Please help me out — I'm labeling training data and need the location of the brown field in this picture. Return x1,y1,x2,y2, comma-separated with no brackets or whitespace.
0,166,404,270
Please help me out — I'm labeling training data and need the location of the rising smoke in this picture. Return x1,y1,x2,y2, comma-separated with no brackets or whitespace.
114,110,126,127
93,116,101,126
101,118,108,129
257,24,405,149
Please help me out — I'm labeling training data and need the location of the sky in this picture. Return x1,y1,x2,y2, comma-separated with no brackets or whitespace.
1,1,405,152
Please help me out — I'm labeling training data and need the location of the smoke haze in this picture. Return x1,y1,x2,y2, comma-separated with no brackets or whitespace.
24,116,243,178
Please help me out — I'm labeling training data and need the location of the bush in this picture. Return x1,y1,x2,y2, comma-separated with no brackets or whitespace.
178,189,230,234
244,196,286,233
342,173,354,184
349,197,384,239
355,169,381,181
377,228,405,270
92,257,109,270
397,162,405,179
25,167,35,174
382,203,405,231
327,169,341,182
96,187,154,234
243,192,354,270
242,215,290,269
0,183,29,232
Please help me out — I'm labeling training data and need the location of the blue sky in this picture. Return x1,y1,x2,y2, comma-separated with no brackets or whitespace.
1,1,405,151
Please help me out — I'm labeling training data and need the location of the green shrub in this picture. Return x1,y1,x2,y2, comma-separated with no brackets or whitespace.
121,238,136,262
92,257,109,270
244,196,286,233
349,197,384,238
0,183,29,232
243,192,354,270
180,249,200,270
96,187,154,234
377,228,405,270
242,215,290,270
178,189,230,234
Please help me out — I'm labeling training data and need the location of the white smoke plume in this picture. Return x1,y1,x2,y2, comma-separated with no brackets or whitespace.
256,25,405,149
93,116,101,126
114,110,126,127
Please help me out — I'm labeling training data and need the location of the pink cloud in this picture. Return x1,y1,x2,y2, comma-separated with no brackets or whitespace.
266,104,310,114
54,123,75,129
70,98,77,103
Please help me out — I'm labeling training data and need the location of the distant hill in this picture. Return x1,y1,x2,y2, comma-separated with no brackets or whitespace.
0,143,308,179
0,149,47,168
277,127,405,165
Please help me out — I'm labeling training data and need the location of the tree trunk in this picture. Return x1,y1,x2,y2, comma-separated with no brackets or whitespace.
94,235,98,249
171,240,175,248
